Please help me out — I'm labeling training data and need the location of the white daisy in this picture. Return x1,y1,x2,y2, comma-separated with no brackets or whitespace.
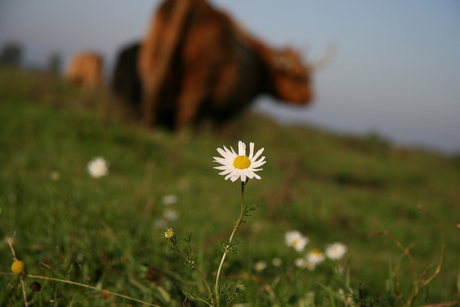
285,230,309,253
271,257,282,267
163,209,179,221
306,249,325,270
213,141,266,182
325,242,347,260
294,258,306,268
162,194,178,205
253,261,267,272
87,157,109,178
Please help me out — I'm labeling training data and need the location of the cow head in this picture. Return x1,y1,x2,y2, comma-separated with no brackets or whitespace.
270,48,313,104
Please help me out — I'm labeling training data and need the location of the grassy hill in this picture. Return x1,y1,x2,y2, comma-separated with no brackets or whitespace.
1,66,459,306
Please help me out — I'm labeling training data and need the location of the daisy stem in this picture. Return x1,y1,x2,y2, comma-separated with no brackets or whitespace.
215,180,247,305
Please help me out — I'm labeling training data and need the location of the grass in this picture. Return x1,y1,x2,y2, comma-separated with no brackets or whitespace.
1,66,459,306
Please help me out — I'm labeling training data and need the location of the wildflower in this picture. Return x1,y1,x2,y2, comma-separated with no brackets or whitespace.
164,228,175,240
162,194,178,205
213,141,266,182
163,209,179,221
285,230,309,252
11,260,25,274
254,261,266,272
87,157,109,178
294,258,306,268
325,242,347,260
306,249,325,270
271,257,282,267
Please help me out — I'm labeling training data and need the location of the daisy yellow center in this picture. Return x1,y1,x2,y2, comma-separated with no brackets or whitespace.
233,156,251,169
312,249,322,255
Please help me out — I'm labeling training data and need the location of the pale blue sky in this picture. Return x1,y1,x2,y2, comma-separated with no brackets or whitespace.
1,1,459,153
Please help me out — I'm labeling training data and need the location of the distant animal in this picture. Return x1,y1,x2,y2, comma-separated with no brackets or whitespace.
111,42,142,115
65,51,103,88
138,0,332,130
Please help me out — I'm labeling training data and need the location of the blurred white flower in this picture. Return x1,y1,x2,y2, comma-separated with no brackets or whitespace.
163,209,179,221
306,249,325,270
294,258,306,268
162,194,178,205
87,157,109,178
153,219,166,229
285,230,309,252
325,242,347,260
254,261,266,272
50,171,61,180
271,257,282,267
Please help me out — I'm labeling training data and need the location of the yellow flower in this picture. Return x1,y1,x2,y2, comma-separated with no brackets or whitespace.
11,260,25,274
213,141,266,182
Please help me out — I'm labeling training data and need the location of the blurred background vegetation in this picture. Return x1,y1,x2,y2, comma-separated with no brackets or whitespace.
1,65,459,306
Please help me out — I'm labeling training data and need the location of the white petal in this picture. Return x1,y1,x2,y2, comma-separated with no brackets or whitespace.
251,160,266,168
213,157,230,164
248,142,255,160
225,168,239,181
245,170,255,179
238,141,246,156
222,146,235,159
252,148,264,161
214,165,231,170
219,169,233,175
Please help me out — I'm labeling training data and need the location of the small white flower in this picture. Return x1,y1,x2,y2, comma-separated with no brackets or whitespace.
306,249,325,270
213,141,266,182
325,242,347,260
87,157,109,178
285,230,309,253
294,258,306,268
163,209,179,221
271,257,282,267
164,228,175,239
254,261,266,272
162,194,178,205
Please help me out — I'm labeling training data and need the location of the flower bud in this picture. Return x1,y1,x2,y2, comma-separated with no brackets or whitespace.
11,260,25,275
30,281,41,292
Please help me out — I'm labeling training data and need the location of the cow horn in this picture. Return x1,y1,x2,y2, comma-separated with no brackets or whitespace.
309,44,338,71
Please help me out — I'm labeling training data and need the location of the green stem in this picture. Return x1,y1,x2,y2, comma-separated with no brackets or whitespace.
215,180,246,306
170,241,214,306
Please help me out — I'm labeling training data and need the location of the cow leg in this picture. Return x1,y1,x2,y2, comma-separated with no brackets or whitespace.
142,81,158,128
175,70,210,130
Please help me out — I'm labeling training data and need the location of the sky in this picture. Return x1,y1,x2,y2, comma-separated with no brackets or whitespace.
0,0,459,154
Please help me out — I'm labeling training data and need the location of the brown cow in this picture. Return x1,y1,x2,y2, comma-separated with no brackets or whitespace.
138,0,330,130
65,51,104,88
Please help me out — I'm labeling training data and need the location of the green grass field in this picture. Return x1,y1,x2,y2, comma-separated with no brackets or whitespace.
1,66,459,306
